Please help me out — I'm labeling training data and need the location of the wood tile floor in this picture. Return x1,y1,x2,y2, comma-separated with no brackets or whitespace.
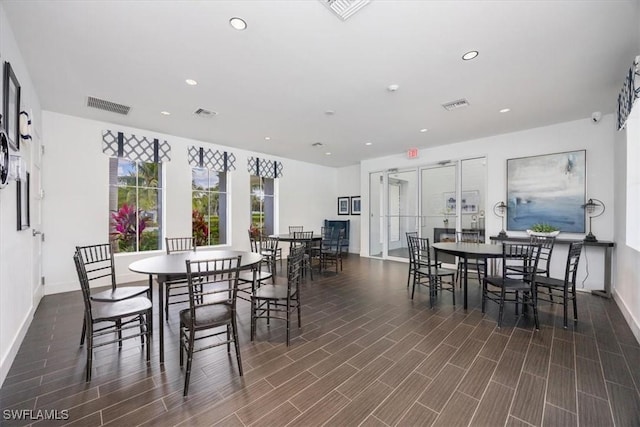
1,256,639,426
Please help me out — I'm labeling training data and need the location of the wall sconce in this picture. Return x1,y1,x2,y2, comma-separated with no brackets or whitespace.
493,201,507,238
582,198,605,242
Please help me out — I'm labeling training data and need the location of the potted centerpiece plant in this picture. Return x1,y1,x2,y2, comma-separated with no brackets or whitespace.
526,223,560,237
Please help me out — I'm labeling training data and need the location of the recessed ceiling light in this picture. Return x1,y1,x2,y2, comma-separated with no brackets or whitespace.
264,136,271,140
420,128,428,133
185,79,198,86
325,152,332,156
160,111,171,116
387,84,400,92
324,110,335,115
499,108,511,113
229,17,247,31
365,142,373,146
462,51,479,60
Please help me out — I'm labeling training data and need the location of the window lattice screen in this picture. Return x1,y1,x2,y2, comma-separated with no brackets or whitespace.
102,130,171,163
247,157,283,178
188,146,236,171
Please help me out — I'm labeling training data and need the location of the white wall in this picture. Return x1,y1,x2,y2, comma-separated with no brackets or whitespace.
360,115,616,293
41,111,338,293
0,3,43,385
611,0,640,343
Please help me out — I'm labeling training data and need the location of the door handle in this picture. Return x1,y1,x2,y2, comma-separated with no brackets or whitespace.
32,229,42,236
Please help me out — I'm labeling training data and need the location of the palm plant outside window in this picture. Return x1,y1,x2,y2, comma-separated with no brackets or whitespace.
108,158,162,252
250,175,274,235
192,168,227,246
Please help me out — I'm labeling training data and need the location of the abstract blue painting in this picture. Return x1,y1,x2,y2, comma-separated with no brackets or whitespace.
507,150,586,232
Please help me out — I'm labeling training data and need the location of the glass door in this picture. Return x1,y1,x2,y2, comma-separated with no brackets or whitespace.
369,171,384,258
420,163,457,264
460,157,487,241
387,169,418,261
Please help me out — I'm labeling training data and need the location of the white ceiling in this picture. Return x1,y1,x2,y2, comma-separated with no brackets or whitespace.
3,0,638,167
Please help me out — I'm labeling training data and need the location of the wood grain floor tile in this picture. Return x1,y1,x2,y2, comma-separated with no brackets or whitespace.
396,402,438,427
289,364,357,412
606,381,640,427
577,391,614,427
576,356,608,399
432,391,479,427
479,333,510,361
471,381,514,426
337,356,394,399
415,344,457,379
417,363,465,412
543,404,577,427
492,349,526,389
510,372,546,426
287,390,350,427
546,363,576,413
325,381,392,426
373,372,432,426
456,356,497,399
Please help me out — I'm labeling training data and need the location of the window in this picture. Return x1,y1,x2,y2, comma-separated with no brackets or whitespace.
109,158,162,252
192,168,228,246
250,175,274,235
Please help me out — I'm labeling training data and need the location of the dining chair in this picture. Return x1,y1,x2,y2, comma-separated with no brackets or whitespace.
320,228,343,273
75,243,150,344
455,230,485,286
180,255,243,396
534,241,583,328
288,225,304,234
507,235,556,299
73,252,152,382
163,237,196,320
293,230,315,280
410,235,456,308
405,231,418,287
482,243,542,328
251,245,304,346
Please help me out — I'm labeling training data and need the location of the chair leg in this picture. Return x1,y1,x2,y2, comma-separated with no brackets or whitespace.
481,280,486,313
231,316,243,376
532,292,540,330
498,288,506,328
286,300,291,346
563,289,569,329
80,313,87,346
226,325,231,353
85,320,93,382
116,319,123,348
165,283,170,321
183,329,196,396
250,298,256,342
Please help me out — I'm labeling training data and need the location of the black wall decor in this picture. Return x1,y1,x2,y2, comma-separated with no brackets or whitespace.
3,62,21,151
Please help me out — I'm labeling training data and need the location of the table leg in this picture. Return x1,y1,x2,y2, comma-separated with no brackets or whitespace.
157,275,164,364
147,275,153,335
463,257,469,310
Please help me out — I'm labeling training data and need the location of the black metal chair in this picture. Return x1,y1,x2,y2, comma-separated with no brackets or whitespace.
75,243,150,344
410,235,456,308
406,231,418,287
482,243,542,328
534,241,583,328
293,231,315,281
507,235,556,299
180,255,243,396
73,252,152,382
320,228,343,273
455,231,485,286
163,237,196,320
251,245,304,346
239,237,275,303
288,225,304,234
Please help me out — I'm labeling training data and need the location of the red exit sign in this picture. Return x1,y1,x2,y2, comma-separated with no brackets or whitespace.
407,148,419,159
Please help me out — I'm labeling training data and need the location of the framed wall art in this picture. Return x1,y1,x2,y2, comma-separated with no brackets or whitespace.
350,196,361,215
338,197,349,215
507,150,586,232
3,61,21,151
443,190,479,214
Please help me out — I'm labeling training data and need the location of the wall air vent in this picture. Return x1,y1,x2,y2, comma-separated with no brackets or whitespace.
321,0,371,21
87,96,130,115
194,108,218,117
442,99,470,111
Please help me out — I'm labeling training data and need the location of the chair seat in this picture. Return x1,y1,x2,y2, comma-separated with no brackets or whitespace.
507,265,547,275
484,276,532,291
416,266,456,277
91,285,148,302
92,297,152,321
534,276,565,288
238,270,273,283
253,284,293,300
180,303,232,328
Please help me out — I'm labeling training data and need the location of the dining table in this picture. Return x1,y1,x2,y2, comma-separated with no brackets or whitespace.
269,233,322,242
129,249,262,363
432,242,504,310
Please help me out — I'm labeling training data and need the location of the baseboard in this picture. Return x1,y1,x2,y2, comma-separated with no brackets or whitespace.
613,290,640,344
0,303,36,387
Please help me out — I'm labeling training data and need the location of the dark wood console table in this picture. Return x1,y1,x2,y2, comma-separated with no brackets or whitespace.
490,235,615,298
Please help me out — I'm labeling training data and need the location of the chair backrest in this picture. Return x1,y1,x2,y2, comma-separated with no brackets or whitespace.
184,255,242,321
293,231,314,249
529,235,556,274
289,226,304,234
456,231,480,243
73,251,95,318
287,245,305,294
501,243,542,282
413,236,434,272
564,241,583,286
407,234,419,265
166,237,196,254
75,243,117,290
261,236,280,252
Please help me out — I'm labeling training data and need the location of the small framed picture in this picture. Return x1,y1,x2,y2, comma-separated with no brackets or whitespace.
337,197,349,215
3,61,21,151
350,196,361,215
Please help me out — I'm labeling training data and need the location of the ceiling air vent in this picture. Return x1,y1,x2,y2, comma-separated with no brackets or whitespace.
194,108,218,117
321,0,371,21
87,96,130,115
442,99,470,111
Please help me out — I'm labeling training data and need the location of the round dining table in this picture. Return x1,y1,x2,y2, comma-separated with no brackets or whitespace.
432,242,504,310
270,233,322,242
129,249,262,363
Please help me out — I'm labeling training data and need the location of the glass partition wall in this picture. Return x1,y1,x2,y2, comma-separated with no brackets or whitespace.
368,157,485,262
